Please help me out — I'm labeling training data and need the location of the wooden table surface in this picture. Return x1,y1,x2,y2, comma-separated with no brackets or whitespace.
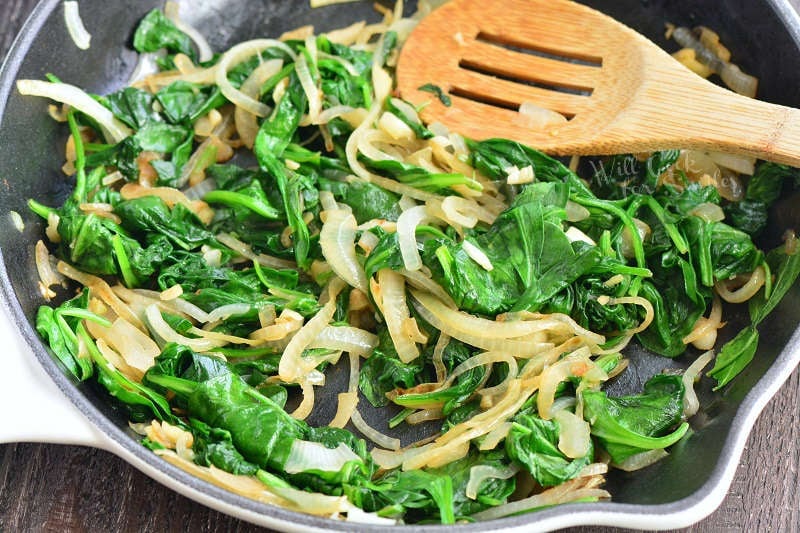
1,0,799,531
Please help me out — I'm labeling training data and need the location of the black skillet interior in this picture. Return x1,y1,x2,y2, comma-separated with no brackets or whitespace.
2,0,800,526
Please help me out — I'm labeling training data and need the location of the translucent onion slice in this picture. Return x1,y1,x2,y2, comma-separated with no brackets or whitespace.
206,303,252,324
215,233,298,270
120,183,213,225
614,449,669,472
278,279,345,382
320,210,368,291
310,326,378,355
371,442,436,469
145,304,224,352
706,151,756,175
375,269,419,363
88,316,161,375
478,421,512,451
63,1,91,50
538,350,594,420
413,289,561,339
295,47,322,124
187,326,260,347
462,240,493,271
329,391,358,429
465,465,519,500
284,440,360,474
35,240,64,298
471,479,609,521
554,409,592,459
397,205,435,271
215,39,297,117
682,349,715,419
250,309,304,342
715,265,766,303
155,450,292,508
351,407,401,451
17,80,132,143
125,287,210,323
164,1,213,62
58,261,144,330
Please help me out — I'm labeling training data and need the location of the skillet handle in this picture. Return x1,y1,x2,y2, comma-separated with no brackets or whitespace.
0,302,111,448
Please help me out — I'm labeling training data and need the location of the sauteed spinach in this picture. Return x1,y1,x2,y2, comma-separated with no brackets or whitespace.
22,5,800,525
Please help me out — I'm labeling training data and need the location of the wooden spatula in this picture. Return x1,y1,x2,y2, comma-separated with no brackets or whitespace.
396,0,800,166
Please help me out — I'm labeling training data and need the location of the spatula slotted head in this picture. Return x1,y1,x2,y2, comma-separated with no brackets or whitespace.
396,0,697,155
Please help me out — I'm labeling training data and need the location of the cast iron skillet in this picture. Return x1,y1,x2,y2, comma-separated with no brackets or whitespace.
2,0,800,530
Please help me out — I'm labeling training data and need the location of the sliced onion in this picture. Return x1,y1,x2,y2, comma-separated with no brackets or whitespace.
465,465,519,500
371,442,436,469
706,151,755,175
538,350,594,420
215,233,298,270
689,202,725,223
682,349,714,418
160,284,183,301
507,165,535,185
378,111,414,140
441,196,478,228
120,183,213,225
145,304,223,352
320,209,368,291
35,240,64,296
279,279,345,381
375,269,419,363
715,265,766,303
462,240,493,271
397,205,434,271
310,326,378,355
478,422,512,451
329,391,358,429
206,303,252,323
413,290,561,339
295,47,322,124
88,315,161,374
284,440,361,474
565,201,590,222
515,101,568,129
126,287,210,323
554,409,591,459
17,80,132,143
565,226,596,246
250,309,304,342
215,39,297,117
63,1,91,50
265,483,351,516
472,483,609,520
351,407,401,451
399,269,457,309
58,262,144,330
614,449,669,472
155,450,291,508
183,178,217,201
164,1,213,62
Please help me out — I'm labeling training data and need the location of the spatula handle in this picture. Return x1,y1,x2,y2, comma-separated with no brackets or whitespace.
648,79,800,167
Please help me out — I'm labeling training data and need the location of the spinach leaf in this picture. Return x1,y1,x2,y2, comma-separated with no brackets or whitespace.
710,244,800,388
133,9,196,61
506,413,592,487
418,83,451,106
254,73,310,267
359,330,422,407
582,374,688,463
104,87,160,129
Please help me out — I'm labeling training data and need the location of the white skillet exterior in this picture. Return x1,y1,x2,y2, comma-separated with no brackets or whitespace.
1,0,800,531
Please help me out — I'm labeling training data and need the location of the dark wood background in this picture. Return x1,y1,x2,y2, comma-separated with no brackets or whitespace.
1,0,799,531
